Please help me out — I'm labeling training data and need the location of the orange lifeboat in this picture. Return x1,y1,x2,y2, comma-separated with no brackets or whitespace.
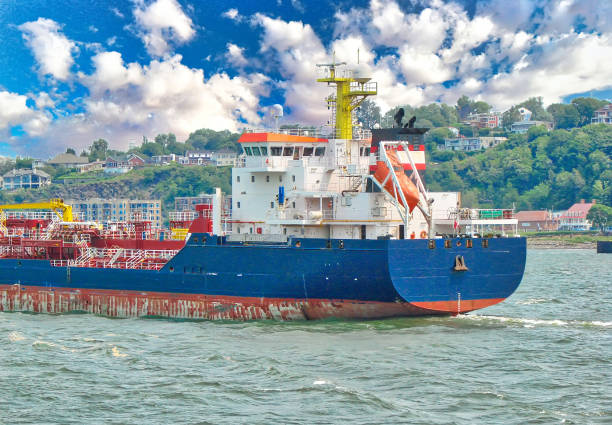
373,150,420,212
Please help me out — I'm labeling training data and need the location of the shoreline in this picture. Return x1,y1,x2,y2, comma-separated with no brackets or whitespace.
527,240,595,249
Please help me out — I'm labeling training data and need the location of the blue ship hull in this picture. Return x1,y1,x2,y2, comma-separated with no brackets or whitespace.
0,235,526,320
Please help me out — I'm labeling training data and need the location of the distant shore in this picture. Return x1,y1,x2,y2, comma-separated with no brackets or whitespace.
525,233,612,250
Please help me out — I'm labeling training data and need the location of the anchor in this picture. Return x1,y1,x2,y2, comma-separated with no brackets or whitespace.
453,255,468,271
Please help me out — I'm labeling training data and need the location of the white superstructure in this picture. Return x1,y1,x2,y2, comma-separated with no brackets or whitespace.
230,130,432,240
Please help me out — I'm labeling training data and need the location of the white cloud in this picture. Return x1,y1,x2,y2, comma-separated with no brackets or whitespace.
226,43,248,67
222,8,240,21
18,18,77,81
133,0,196,57
0,90,50,137
25,52,269,154
34,92,56,109
111,7,125,19
254,14,330,124
478,32,612,108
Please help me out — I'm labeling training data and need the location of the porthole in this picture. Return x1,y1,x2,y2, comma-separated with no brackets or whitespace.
169,266,174,272
339,240,344,249
482,239,489,248
456,240,462,247
295,241,301,248
444,240,451,249
466,239,473,248
428,240,435,249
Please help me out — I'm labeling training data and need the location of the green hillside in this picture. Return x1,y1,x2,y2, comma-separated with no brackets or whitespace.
1,123,610,216
425,124,612,210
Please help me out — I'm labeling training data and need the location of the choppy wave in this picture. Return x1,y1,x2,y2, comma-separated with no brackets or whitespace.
7,331,25,342
458,314,612,328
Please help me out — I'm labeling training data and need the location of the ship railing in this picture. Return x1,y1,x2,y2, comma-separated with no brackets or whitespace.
442,208,515,221
84,247,179,260
169,211,198,221
275,208,335,221
242,127,328,137
3,211,56,220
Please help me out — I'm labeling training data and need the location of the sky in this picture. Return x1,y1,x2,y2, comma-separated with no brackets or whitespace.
0,0,611,157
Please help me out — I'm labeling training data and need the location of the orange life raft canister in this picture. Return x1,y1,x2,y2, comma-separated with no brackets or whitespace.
373,150,420,212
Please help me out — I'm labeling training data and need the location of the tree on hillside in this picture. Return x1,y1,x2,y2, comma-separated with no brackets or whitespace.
140,142,163,157
456,95,472,120
547,103,580,129
502,105,521,128
455,96,491,120
355,98,381,128
15,158,33,169
89,138,109,161
66,148,76,155
425,127,453,145
519,97,553,121
571,97,609,126
587,203,612,231
185,129,240,152
154,133,177,148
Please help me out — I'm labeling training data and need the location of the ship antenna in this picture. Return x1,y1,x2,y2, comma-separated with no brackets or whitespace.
316,54,377,139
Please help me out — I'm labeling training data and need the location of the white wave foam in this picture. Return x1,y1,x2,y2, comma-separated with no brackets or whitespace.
313,380,330,386
458,315,611,328
515,298,550,305
111,346,127,357
588,321,611,327
8,331,25,342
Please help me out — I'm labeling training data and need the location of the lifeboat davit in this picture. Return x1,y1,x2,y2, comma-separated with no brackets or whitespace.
373,150,420,212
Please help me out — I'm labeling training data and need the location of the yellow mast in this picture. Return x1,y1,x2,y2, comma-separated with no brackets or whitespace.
316,60,377,139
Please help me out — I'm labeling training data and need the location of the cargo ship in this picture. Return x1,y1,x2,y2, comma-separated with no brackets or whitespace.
0,63,526,320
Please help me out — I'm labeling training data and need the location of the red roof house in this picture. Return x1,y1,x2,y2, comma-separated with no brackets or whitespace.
558,200,596,231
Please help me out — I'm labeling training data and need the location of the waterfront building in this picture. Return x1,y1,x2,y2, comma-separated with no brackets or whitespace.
1,168,51,190
557,200,596,231
463,111,502,128
77,160,104,173
151,154,178,165
510,107,553,133
442,136,507,151
69,198,162,228
47,153,89,168
175,194,232,212
515,210,558,232
591,104,612,124
105,153,147,173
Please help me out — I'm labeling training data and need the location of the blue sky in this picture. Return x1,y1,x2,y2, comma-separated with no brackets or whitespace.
0,0,611,157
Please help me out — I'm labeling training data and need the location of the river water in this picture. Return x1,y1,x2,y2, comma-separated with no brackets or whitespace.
1,249,610,424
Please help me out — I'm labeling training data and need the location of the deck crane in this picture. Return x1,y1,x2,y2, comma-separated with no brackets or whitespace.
0,198,73,222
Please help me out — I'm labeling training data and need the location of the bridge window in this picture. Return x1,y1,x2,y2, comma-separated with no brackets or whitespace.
283,146,294,156
252,146,261,156
315,147,326,156
303,147,314,156
260,146,268,155
271,147,282,156
244,147,252,155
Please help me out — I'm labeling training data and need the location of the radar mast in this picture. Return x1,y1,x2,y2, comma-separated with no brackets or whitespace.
316,57,377,139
